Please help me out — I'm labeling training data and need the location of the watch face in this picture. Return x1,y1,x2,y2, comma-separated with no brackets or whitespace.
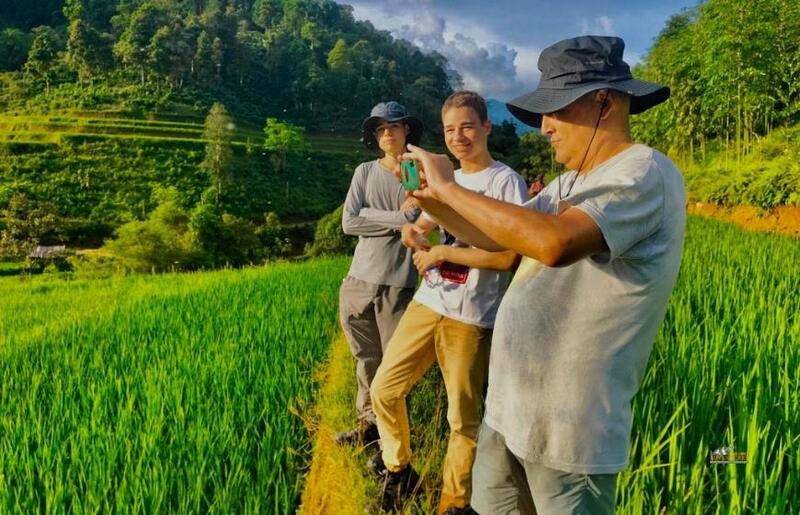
441,228,457,246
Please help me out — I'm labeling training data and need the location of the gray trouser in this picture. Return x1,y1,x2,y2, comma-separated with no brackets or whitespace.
472,422,617,515
339,276,414,424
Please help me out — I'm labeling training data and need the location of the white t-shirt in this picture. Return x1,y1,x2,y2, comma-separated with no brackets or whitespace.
413,160,528,328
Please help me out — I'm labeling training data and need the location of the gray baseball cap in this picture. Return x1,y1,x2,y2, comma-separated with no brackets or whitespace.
361,101,423,151
507,36,669,128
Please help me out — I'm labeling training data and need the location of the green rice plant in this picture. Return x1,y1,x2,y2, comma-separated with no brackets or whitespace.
0,258,350,513
616,216,799,513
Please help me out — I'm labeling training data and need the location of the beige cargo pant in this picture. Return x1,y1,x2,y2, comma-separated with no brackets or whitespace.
339,275,414,425
371,300,492,512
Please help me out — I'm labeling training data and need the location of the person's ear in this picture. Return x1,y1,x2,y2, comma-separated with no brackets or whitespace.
596,89,611,119
484,120,492,135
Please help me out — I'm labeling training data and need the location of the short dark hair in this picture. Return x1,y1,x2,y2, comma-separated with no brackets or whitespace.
442,90,488,124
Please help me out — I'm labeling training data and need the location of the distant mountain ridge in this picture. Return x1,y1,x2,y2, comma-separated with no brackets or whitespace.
487,99,536,135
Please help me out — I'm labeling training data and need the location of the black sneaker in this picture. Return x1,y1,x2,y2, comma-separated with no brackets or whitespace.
442,506,477,515
367,450,387,477
335,421,379,446
378,465,422,512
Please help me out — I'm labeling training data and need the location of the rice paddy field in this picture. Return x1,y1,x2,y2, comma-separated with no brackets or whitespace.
0,258,350,513
1,216,798,513
618,216,799,513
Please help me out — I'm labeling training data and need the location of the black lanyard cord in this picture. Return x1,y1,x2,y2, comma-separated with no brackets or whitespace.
558,95,608,201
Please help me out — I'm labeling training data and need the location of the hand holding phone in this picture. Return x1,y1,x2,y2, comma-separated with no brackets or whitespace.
400,160,420,191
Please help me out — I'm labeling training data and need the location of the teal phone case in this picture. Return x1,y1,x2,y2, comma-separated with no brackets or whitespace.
401,160,420,190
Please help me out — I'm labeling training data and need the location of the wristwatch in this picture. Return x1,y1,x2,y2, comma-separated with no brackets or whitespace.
404,207,422,222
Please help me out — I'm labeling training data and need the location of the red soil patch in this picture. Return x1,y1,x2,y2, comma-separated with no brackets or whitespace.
688,203,800,238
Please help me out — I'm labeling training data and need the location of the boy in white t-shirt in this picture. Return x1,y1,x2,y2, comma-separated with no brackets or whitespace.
369,91,528,514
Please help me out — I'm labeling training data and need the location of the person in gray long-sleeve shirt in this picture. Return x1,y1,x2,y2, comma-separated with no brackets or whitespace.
335,101,424,446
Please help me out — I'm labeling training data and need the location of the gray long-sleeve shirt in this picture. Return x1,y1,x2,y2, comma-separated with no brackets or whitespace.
342,160,418,288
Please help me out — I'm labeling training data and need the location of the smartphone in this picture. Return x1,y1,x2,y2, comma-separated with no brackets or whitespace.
401,160,420,191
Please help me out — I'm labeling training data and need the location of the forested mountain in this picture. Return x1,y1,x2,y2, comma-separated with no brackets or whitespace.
2,0,798,271
0,0,457,131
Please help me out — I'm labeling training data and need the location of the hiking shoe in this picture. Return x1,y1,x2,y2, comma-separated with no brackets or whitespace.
335,421,379,446
442,506,477,515
367,450,387,477
378,465,422,512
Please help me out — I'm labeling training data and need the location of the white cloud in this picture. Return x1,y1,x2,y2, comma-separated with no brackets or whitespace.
346,1,529,99
513,44,542,92
394,10,446,47
579,15,617,36
598,16,615,34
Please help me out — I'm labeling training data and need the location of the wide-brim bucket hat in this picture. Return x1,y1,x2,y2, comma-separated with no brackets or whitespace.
361,101,423,151
507,36,670,128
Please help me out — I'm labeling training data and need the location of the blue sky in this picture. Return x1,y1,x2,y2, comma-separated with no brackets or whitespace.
338,0,699,101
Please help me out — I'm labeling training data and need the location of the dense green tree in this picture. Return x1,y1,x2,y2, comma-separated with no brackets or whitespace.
148,19,193,88
256,211,292,258
632,0,800,156
231,24,264,86
326,38,350,72
253,0,283,28
0,193,64,259
201,103,235,204
193,29,213,81
514,132,564,184
114,1,165,85
189,189,263,267
488,120,520,162
24,26,61,93
0,28,32,71
66,0,114,82
211,35,224,83
263,117,306,171
0,0,65,30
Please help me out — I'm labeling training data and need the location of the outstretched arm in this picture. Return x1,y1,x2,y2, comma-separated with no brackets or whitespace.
402,146,607,267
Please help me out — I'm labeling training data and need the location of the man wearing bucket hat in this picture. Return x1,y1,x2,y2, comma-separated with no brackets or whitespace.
397,36,686,513
335,101,425,446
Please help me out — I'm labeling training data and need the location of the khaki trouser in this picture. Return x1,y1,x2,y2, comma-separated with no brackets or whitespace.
371,301,492,512
339,276,415,424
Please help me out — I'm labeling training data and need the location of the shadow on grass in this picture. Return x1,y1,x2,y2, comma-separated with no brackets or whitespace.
0,263,23,276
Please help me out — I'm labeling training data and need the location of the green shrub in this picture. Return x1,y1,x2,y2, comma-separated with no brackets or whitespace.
682,125,800,207
305,204,355,257
188,194,263,268
0,192,65,259
104,188,201,273
256,212,292,259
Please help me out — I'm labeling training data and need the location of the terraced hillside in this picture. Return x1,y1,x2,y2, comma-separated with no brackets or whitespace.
0,111,367,154
0,109,388,245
